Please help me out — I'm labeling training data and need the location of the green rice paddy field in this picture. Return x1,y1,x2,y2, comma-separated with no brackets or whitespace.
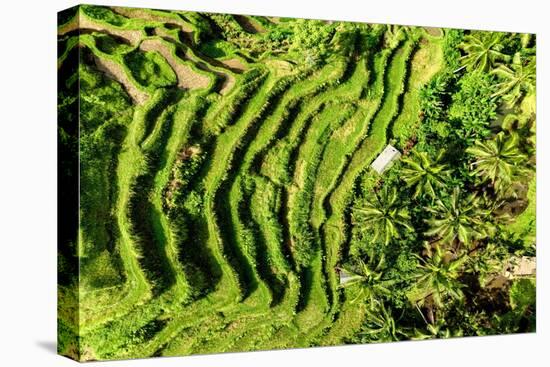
57,5,536,361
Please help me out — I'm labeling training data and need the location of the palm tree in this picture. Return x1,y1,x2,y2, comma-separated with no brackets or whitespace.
466,132,527,194
459,32,511,72
424,187,491,248
339,256,395,306
357,302,408,342
413,316,464,340
492,53,536,107
401,150,452,200
407,245,466,308
352,186,413,246
465,243,507,287
501,112,531,132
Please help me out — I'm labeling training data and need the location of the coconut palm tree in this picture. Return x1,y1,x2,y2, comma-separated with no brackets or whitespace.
340,256,395,306
492,53,536,108
466,132,527,195
401,150,452,200
412,316,464,340
424,187,491,248
407,244,466,308
459,32,511,72
352,186,413,246
357,302,408,342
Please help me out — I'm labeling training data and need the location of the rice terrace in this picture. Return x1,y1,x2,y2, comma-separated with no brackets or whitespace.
57,5,536,361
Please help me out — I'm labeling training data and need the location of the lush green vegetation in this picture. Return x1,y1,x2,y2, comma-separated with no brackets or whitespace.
58,5,536,361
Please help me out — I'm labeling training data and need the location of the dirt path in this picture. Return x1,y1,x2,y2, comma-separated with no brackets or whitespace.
219,76,236,95
139,39,211,89
178,49,236,95
93,55,149,104
59,12,237,95
233,15,265,34
219,58,246,72
58,14,144,45
111,6,193,33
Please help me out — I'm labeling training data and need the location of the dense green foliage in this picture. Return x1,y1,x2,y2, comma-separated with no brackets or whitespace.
58,5,536,361
348,26,536,343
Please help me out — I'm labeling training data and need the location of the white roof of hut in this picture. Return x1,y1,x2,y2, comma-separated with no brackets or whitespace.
371,144,401,174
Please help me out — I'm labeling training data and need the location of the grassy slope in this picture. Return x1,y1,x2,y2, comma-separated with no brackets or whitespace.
392,34,444,148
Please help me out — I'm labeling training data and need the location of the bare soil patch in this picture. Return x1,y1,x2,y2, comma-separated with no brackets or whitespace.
58,14,143,45
219,58,246,72
111,6,193,32
93,55,148,104
233,15,265,34
219,75,236,95
424,27,443,37
173,44,236,94
139,39,210,89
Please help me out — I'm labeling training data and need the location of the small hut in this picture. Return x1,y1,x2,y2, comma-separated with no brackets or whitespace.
371,144,401,174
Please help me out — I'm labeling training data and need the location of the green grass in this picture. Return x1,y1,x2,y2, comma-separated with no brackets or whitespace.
391,35,444,148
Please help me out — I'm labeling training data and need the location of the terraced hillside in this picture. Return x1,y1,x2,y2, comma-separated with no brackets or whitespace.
58,5,536,362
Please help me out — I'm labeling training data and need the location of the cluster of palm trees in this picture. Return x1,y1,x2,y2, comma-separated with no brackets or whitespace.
401,151,451,200
344,244,469,342
353,135,526,249
352,98,529,334
351,186,412,246
346,30,535,342
350,134,527,282
458,32,511,72
424,187,493,249
459,31,536,109
349,129,530,331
